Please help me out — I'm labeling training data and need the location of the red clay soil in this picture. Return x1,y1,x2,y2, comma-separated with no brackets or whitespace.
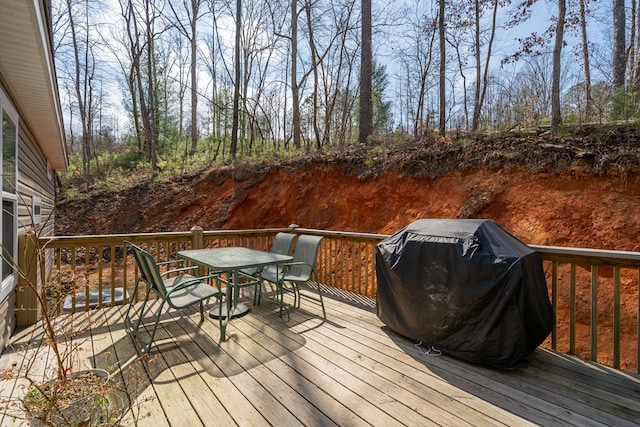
56,136,640,371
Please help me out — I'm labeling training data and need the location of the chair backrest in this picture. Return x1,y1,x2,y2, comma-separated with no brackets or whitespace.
124,241,168,297
288,235,323,280
271,232,296,255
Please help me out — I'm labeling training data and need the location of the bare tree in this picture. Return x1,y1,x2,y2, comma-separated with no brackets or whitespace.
230,0,241,159
64,0,97,187
394,3,438,137
612,0,626,117
633,0,640,90
551,0,566,131
438,0,446,135
319,0,358,147
115,0,164,176
359,0,373,144
170,32,189,141
167,0,206,156
289,0,303,150
470,0,500,132
579,0,592,118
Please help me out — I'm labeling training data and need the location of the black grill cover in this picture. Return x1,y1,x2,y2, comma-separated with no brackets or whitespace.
376,219,554,369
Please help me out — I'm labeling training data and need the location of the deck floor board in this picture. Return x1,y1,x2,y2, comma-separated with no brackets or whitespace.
1,287,639,426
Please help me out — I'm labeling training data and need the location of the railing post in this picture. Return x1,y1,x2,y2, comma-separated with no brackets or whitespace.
191,226,204,249
16,231,40,326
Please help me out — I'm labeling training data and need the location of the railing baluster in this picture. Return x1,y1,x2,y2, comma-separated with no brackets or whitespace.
123,243,130,304
328,238,334,288
591,265,598,362
85,244,91,312
570,263,576,355
110,243,116,303
356,241,360,294
613,267,620,369
551,260,557,350
98,245,104,310
343,239,349,292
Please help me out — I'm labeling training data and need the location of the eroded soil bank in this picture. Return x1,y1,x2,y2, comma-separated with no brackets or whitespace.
60,165,640,252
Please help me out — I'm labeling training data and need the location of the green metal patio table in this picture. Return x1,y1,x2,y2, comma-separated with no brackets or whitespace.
178,247,292,340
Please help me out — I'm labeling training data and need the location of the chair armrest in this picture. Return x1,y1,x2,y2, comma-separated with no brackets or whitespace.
165,273,223,295
157,258,185,267
161,265,200,277
283,261,313,272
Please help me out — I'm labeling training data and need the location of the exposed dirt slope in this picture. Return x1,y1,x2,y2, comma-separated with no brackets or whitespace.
57,130,640,252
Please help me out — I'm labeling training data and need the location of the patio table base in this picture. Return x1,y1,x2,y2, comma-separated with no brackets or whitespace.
209,303,250,319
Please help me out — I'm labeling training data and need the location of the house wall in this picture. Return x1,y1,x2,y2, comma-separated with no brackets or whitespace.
17,119,56,236
0,81,57,352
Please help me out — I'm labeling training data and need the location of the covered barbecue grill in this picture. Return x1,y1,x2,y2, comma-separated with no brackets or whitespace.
376,219,554,369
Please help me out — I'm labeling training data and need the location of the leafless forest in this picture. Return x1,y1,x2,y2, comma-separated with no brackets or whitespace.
52,0,637,179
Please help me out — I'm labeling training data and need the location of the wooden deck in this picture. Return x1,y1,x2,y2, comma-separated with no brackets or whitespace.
1,286,640,426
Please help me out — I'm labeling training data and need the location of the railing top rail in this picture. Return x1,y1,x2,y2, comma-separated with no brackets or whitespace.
37,231,193,246
201,227,293,237
293,227,389,241
35,227,640,267
530,244,640,268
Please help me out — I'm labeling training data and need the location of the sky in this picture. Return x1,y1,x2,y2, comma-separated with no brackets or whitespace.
56,0,619,138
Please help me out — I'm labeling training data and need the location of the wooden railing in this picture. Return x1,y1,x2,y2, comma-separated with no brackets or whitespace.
531,245,640,373
18,226,640,373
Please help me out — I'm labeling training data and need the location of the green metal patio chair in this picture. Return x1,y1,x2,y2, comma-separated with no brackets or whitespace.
240,232,297,304
124,241,224,353
259,234,326,318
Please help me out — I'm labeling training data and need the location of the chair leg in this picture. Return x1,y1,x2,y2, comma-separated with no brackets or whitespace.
278,280,285,318
291,282,300,308
310,272,326,318
293,278,326,319
218,295,224,341
127,286,152,337
124,279,142,331
144,299,167,353
127,289,153,353
315,281,326,318
253,282,262,306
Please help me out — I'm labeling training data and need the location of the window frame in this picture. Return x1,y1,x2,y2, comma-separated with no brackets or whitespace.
0,87,19,303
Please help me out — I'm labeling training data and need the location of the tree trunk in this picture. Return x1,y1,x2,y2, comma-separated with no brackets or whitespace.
471,0,498,133
471,0,481,132
66,0,99,187
579,0,592,119
305,1,321,151
438,0,446,136
635,0,640,89
230,0,241,159
613,0,626,118
189,0,200,156
359,0,373,144
291,0,301,150
550,0,566,132
145,0,158,176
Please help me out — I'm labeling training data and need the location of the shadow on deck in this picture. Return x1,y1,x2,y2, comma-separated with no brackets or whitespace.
1,286,639,426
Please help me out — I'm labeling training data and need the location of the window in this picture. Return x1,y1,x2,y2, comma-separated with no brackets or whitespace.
33,196,41,225
2,111,16,194
2,201,14,283
0,88,18,301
